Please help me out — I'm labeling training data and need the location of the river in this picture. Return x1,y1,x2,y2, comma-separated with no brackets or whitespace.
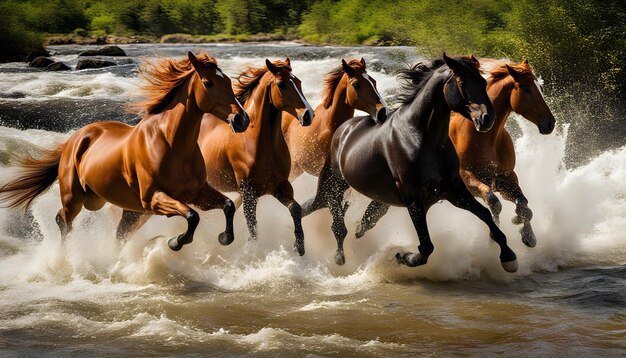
0,43,624,356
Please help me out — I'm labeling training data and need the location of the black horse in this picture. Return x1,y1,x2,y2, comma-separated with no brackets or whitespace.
301,54,518,272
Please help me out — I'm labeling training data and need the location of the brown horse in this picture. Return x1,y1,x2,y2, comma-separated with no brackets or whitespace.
356,60,556,250
199,58,314,255
282,58,388,180
0,52,249,252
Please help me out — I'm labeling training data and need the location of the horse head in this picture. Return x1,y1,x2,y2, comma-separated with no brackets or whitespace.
341,58,388,124
266,58,315,126
188,52,249,133
505,60,556,134
443,53,495,132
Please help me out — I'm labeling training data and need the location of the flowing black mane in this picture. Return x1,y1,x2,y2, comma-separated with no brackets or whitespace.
394,59,446,106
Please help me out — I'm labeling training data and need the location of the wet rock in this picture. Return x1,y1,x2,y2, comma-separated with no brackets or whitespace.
25,49,50,63
75,59,117,70
79,45,126,57
46,62,71,71
29,57,54,68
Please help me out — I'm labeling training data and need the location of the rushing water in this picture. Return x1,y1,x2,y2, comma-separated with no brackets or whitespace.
0,43,624,356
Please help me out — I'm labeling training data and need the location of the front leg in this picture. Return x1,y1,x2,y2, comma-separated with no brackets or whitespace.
495,172,536,247
191,182,236,246
395,201,434,267
355,200,390,238
146,190,199,251
301,159,334,217
240,180,258,241
460,168,502,225
273,181,305,256
445,180,518,273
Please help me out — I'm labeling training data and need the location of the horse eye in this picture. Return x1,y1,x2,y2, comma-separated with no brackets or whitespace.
352,81,360,89
277,80,285,89
203,79,213,88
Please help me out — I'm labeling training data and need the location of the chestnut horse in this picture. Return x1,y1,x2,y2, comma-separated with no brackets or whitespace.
302,54,519,272
200,58,314,255
356,60,555,249
282,58,388,181
0,52,249,251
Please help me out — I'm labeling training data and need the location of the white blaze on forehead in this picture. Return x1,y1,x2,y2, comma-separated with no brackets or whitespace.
235,96,245,112
362,73,388,109
534,79,545,99
290,78,314,114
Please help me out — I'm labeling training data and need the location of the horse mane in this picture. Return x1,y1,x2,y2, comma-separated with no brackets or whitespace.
129,52,218,115
488,62,535,86
395,56,479,105
234,60,292,103
321,59,365,109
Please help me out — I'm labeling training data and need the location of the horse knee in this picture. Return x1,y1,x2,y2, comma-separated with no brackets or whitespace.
288,202,302,219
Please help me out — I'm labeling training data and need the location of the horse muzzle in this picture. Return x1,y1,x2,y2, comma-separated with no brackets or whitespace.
472,112,493,132
538,117,556,134
374,106,387,124
228,111,250,133
298,108,314,126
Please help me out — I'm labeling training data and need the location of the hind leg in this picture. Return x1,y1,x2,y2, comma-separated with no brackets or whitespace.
240,180,258,241
395,201,434,267
273,181,305,256
355,201,390,238
192,182,236,246
446,179,518,273
117,210,151,242
495,172,536,247
460,169,502,225
301,159,335,217
56,174,87,241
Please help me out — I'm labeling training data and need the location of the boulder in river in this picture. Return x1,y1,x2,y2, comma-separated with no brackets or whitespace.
46,62,71,71
25,49,50,63
75,59,117,70
79,45,126,57
29,57,54,68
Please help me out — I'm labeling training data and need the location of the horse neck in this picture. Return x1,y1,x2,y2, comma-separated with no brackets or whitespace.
487,77,514,138
157,76,203,154
321,77,355,131
244,79,283,148
394,70,451,147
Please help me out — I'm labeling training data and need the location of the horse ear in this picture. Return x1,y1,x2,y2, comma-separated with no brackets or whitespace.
266,59,279,75
341,59,356,77
505,64,522,80
188,51,200,70
443,53,463,74
285,57,291,67
522,58,529,66
360,57,366,69
470,54,480,67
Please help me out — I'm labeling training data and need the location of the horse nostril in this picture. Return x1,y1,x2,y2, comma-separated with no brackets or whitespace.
376,107,387,124
231,113,248,133
300,109,313,126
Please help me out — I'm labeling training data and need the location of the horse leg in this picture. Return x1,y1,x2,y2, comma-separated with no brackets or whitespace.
273,181,305,256
240,180,258,241
148,190,199,251
301,159,334,217
116,210,151,242
495,172,536,248
446,180,518,272
192,182,236,246
395,201,434,267
56,172,87,241
460,168,502,225
322,167,351,265
355,201,390,238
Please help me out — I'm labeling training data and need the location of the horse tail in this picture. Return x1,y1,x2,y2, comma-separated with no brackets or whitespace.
0,146,64,210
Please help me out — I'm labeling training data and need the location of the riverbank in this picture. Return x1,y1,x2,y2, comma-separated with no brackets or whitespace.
43,33,304,46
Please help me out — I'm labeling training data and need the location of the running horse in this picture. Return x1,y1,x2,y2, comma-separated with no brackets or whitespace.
302,54,519,272
200,59,314,254
282,58,388,180
0,52,249,251
356,60,555,248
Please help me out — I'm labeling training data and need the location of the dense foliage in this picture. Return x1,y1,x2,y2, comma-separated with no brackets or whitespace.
1,0,624,99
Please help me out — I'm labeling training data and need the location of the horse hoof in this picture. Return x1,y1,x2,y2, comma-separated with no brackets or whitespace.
395,252,427,267
218,232,234,246
168,237,182,251
334,252,346,266
501,259,518,273
520,227,537,248
511,215,523,225
355,223,365,239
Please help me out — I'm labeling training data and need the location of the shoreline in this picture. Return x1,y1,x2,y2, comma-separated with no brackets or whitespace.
44,33,307,46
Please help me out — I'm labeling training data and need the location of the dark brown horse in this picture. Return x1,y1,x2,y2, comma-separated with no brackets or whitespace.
302,54,518,272
0,52,249,251
282,58,388,180
200,59,314,254
356,60,556,249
